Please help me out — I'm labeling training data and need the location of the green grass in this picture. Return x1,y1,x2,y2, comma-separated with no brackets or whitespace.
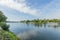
0,30,21,40
7,31,21,40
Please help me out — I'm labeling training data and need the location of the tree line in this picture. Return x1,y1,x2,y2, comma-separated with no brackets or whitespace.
21,19,60,24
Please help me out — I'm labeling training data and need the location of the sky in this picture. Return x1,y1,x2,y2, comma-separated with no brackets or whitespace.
0,0,60,21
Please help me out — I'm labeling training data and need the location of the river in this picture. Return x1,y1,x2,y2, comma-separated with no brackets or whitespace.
7,22,60,40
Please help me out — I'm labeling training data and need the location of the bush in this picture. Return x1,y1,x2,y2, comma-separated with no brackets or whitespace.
0,22,9,31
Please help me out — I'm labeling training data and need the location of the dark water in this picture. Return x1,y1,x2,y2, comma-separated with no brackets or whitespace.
8,22,60,40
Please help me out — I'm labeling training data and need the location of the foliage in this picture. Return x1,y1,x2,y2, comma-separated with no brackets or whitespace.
0,11,21,40
0,11,7,22
0,22,9,31
21,19,60,24
7,31,21,40
0,30,21,40
0,11,9,31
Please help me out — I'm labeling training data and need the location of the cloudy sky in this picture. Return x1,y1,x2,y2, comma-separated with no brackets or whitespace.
0,0,60,21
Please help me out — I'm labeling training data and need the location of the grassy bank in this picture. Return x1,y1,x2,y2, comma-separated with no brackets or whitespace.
6,31,21,40
0,30,21,40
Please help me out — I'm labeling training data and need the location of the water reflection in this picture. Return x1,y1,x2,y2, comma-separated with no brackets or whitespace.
8,22,60,40
26,22,60,28
32,23,42,27
17,28,60,40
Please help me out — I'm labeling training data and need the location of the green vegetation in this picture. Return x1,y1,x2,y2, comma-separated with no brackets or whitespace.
0,30,20,40
0,11,21,40
0,11,7,22
21,19,60,24
0,11,9,31
0,22,9,31
6,31,21,40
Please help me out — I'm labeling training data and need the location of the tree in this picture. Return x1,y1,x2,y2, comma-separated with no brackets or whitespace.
0,11,9,31
0,11,7,22
0,22,9,31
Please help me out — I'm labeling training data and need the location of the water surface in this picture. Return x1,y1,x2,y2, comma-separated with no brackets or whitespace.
8,22,60,40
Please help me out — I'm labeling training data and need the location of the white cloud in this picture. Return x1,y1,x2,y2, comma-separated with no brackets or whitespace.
0,0,41,16
1,0,60,19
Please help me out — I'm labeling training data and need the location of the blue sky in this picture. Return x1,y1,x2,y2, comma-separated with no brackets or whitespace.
0,0,60,21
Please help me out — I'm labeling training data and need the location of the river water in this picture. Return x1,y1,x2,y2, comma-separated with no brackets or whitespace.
8,22,60,40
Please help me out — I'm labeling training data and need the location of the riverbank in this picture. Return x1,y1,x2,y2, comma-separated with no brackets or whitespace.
21,19,60,24
0,30,21,40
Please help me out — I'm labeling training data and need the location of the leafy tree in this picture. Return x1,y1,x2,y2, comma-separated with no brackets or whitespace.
0,11,7,22
0,11,9,31
0,22,9,31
